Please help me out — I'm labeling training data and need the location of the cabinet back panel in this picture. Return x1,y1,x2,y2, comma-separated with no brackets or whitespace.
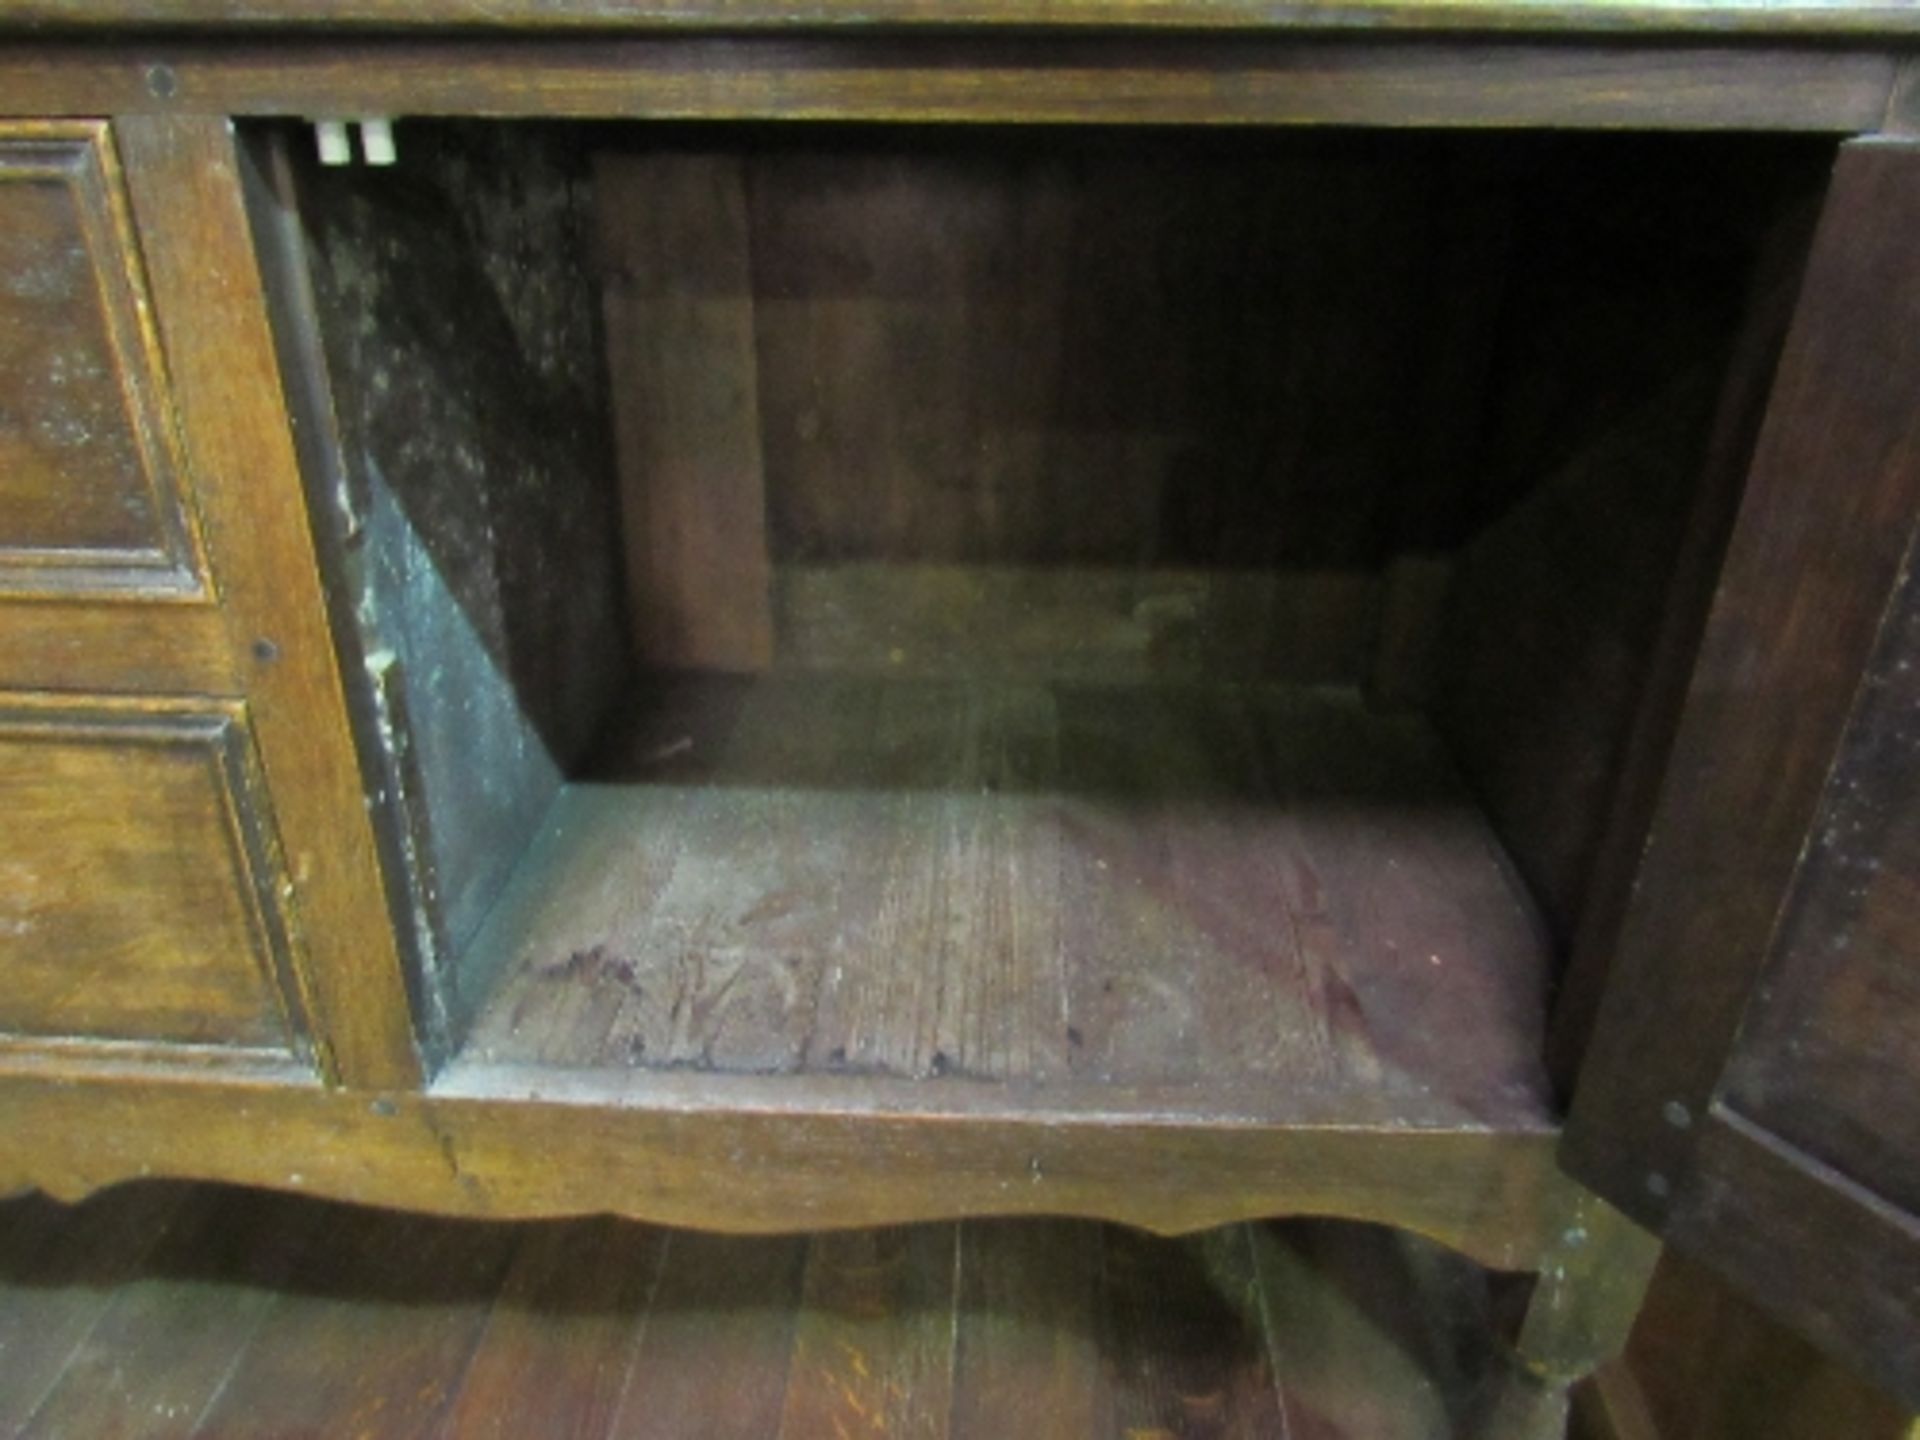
597,130,1528,684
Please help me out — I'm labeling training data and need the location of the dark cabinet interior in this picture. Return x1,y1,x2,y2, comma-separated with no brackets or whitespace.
256,121,1831,1120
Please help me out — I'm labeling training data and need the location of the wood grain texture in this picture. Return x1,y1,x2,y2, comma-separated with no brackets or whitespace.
1547,186,1822,1094
1563,138,1920,1223
774,565,1380,685
597,151,773,673
735,134,1456,573
0,122,204,598
1431,134,1827,953
1718,533,1920,1218
1563,138,1920,1405
0,1184,191,1435
436,1219,668,1440
260,122,628,1056
0,38,1893,133
0,1068,1569,1268
112,114,422,1090
778,1227,961,1440
189,1204,522,1438
607,1230,806,1439
1664,1110,1920,1409
0,695,310,1062
452,674,1553,1131
947,1222,1101,1439
0,1181,1538,1440
0,604,238,696
11,1186,324,1440
1620,1248,1916,1440
2,0,1919,35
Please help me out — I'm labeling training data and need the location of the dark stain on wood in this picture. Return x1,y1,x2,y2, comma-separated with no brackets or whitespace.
456,672,1554,1130
284,120,628,1030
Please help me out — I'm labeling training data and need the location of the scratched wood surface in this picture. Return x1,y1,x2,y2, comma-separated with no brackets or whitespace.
452,673,1552,1130
0,1180,1561,1440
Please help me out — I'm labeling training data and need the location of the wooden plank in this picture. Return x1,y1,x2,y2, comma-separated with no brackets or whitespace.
0,1069,1567,1270
1563,137,1920,1225
435,1218,668,1439
777,1226,961,1440
193,1203,522,1438
1099,1224,1289,1437
596,151,773,674
0,604,239,696
1547,185,1824,1092
0,697,310,1059
774,564,1378,685
0,39,1891,133
452,674,1553,1127
16,1188,324,1440
0,1192,1590,1440
1620,1250,1915,1440
3,0,1920,37
1665,1109,1920,1408
609,1231,809,1440
745,135,1440,585
948,1222,1102,1440
0,1185,190,1434
805,678,1068,1082
1431,150,1811,947
1716,532,1920,1216
598,676,882,1072
0,121,206,598
113,113,421,1089
1054,683,1316,1088
1249,1220,1498,1439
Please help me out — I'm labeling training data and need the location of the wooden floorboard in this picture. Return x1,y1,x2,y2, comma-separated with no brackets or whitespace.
453,674,1553,1131
15,1188,322,1440
0,1185,193,1436
0,1182,1537,1440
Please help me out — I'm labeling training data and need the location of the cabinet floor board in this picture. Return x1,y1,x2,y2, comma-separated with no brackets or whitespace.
449,673,1553,1132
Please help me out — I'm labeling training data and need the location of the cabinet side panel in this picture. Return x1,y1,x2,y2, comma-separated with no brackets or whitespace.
285,123,628,1030
1563,136,1920,1354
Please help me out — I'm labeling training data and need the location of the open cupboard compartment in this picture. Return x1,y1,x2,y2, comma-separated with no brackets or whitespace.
249,120,1832,1137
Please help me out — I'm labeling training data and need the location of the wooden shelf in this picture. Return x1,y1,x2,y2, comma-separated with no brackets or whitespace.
444,674,1555,1133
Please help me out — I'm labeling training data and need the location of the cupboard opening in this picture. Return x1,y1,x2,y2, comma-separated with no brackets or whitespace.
248,120,1832,1128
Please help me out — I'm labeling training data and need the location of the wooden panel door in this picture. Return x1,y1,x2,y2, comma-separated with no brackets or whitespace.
1562,136,1920,1408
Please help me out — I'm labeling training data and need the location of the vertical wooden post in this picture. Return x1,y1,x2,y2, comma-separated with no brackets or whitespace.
114,113,422,1090
596,151,775,674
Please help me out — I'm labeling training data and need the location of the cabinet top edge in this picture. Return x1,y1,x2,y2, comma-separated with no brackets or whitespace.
2,0,1920,40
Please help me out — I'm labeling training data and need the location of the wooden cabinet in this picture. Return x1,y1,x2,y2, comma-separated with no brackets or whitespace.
0,9,1915,1423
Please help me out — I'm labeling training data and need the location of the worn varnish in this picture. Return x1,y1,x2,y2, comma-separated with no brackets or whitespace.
0,122,203,597
0,697,310,1064
451,673,1551,1130
0,1181,1558,1440
9,0,1920,35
